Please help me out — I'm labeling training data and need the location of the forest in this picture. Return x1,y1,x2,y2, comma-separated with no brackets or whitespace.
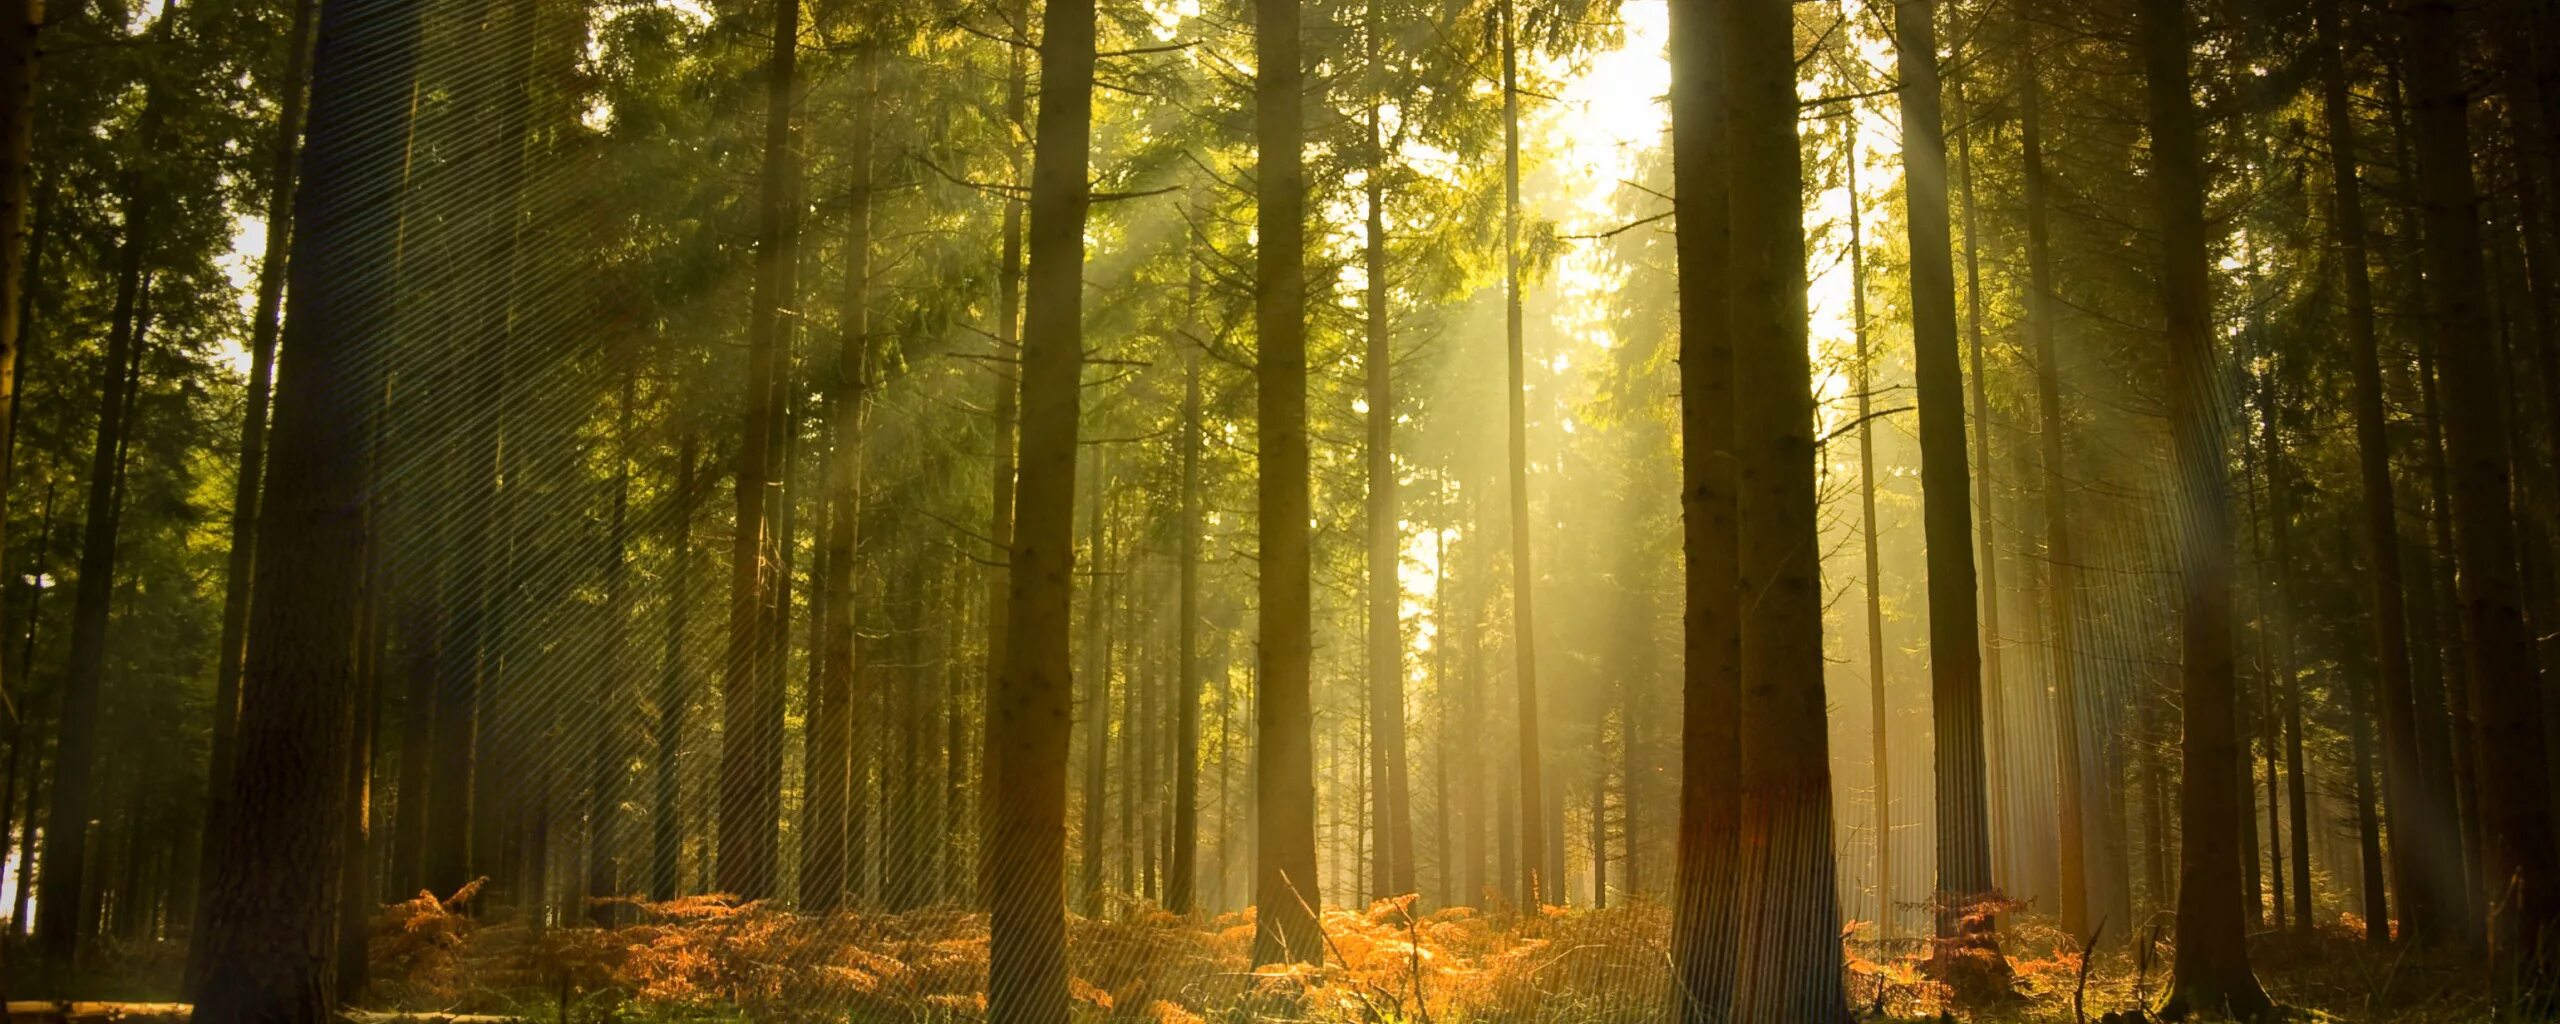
2,0,2556,1014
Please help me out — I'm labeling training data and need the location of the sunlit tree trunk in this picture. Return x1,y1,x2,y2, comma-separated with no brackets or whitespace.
1252,0,1322,965
1493,0,1548,911
1725,0,1847,1015
1893,0,1999,962
2145,0,2271,1012
1667,0,1738,1007
1846,145,1891,945
187,0,418,999
1078,459,1109,916
1953,77,2012,899
987,0,1091,999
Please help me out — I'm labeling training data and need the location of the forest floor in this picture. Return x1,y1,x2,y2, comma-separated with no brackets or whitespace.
38,892,2513,1022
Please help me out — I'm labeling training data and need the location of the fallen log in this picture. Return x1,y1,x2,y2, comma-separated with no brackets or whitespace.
2,1003,520,1024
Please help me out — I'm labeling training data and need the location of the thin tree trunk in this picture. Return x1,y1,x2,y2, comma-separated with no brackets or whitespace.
585,340,639,926
1895,0,1999,959
1847,146,1891,945
1362,31,1414,898
1252,0,1321,965
1953,77,2010,901
978,0,1027,910
44,73,167,961
1495,0,1546,911
1078,459,1109,916
651,436,698,902
806,57,873,915
717,0,801,902
1169,236,1202,916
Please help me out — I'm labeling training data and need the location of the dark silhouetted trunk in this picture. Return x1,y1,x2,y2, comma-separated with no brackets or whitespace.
187,0,419,1002
2147,0,2271,1012
652,436,699,902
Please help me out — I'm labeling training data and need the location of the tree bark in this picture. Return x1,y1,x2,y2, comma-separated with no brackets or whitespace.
1252,0,1321,965
1667,0,1738,1006
651,436,698,902
986,0,1090,999
187,0,418,1002
1847,146,1891,944
1726,0,1848,1016
2145,0,2272,1013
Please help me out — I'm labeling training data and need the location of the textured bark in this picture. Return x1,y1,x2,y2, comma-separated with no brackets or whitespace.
186,0,418,1004
717,0,801,902
1725,0,1848,1017
985,0,1089,1000
1669,0,1751,1008
1251,0,1321,966
2145,0,2271,1013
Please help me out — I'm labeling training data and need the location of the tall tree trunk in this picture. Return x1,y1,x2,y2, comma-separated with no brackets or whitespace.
1078,462,1109,916
718,0,802,902
1667,0,1739,1005
979,0,1027,910
2145,0,2271,1013
586,342,639,925
652,436,698,901
1847,146,1891,945
806,57,873,915
1169,238,1202,916
2262,343,2314,938
2322,0,2457,946
187,0,418,1000
2406,0,2560,971
1726,0,1848,1016
1495,0,1547,911
1894,0,1998,958
199,0,317,941
1953,78,2010,899
2014,0,2088,938
44,70,168,962
986,0,1091,999
1363,42,1414,899
1251,0,1321,965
